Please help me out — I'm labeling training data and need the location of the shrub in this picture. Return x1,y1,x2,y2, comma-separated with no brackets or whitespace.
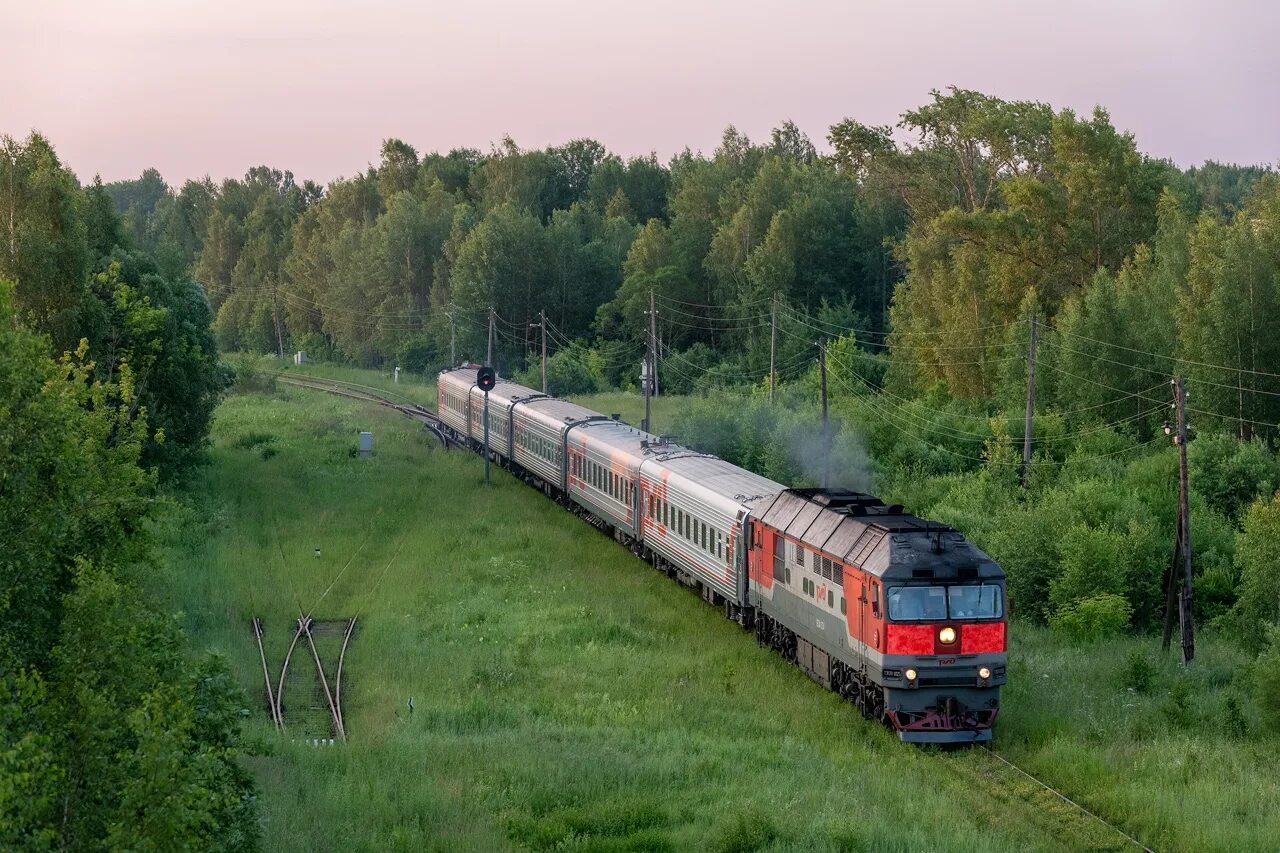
226,352,277,394
1255,627,1280,732
1049,593,1132,640
395,334,437,373
1190,433,1280,520
1161,676,1196,727
1234,494,1280,649
1049,525,1129,612
515,347,603,396
1121,648,1156,693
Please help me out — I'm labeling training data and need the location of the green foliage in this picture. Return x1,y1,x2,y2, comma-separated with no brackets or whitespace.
1190,433,1280,519
0,279,257,850
515,346,605,396
1049,593,1133,640
1233,493,1280,647
227,352,278,394
1254,627,1280,732
1121,648,1156,693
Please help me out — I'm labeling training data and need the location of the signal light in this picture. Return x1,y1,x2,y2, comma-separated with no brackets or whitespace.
476,366,497,392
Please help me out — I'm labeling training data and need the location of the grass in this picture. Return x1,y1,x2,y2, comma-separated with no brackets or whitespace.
154,366,1280,851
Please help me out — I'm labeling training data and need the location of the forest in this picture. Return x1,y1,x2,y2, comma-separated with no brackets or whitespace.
101,87,1280,650
4,84,1280,848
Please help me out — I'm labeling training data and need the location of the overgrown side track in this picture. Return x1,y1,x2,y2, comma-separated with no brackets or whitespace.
276,373,453,448
251,617,281,729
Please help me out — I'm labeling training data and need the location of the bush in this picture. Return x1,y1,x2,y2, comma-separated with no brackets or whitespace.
1190,433,1280,520
1121,647,1156,693
1234,494,1280,649
1255,627,1280,732
294,330,336,362
1049,524,1130,612
1049,593,1132,640
395,334,438,373
226,352,277,394
516,346,603,396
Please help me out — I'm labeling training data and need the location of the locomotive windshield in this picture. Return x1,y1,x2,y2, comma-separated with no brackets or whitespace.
887,584,1003,621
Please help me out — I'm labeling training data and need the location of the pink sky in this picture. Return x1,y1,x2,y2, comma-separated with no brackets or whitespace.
5,0,1277,186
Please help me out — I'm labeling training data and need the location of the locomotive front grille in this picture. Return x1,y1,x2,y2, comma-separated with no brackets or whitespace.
919,676,976,687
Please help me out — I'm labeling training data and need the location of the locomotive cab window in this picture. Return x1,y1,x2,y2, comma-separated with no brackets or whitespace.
886,584,1003,621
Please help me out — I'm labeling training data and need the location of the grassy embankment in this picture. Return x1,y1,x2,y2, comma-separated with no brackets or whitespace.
156,367,1278,851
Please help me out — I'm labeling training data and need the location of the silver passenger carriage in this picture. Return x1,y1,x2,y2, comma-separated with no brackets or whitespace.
640,446,784,606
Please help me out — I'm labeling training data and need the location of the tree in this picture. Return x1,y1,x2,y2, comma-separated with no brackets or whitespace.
377,138,419,200
0,133,91,352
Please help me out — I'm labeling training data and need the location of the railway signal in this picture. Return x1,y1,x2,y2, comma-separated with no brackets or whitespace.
476,367,496,485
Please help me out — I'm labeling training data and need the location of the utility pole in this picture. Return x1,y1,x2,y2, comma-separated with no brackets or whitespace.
270,284,285,359
538,310,548,393
1174,377,1195,663
448,310,456,367
769,293,777,404
818,340,830,489
486,306,495,367
1021,311,1038,488
645,290,657,432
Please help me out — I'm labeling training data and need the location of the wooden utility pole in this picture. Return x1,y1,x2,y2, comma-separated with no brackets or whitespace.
644,290,655,432
769,294,777,404
270,284,285,359
1021,311,1038,488
1174,377,1195,663
539,310,548,393
819,340,830,489
486,307,495,367
448,310,456,367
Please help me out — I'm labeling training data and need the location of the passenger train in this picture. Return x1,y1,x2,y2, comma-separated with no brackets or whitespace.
438,366,1007,742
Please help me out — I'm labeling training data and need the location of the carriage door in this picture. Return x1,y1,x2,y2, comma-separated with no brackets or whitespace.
772,532,784,583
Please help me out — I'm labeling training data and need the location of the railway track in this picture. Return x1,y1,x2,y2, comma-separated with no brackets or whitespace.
279,370,1158,848
276,373,453,448
254,614,357,743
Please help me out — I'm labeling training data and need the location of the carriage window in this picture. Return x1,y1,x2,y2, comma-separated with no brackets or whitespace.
839,597,846,615
827,590,834,608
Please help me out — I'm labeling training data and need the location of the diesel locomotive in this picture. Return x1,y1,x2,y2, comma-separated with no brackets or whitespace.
438,366,1007,743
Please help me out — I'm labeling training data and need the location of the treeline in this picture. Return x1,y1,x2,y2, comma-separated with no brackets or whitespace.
1,135,254,849
102,89,1280,653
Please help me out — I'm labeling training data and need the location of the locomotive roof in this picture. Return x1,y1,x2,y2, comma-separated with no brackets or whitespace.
757,488,1002,582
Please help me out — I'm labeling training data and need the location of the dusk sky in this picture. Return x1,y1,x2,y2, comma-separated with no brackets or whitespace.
6,0,1278,186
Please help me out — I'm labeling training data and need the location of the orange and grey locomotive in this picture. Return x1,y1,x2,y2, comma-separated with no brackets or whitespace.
437,367,1006,743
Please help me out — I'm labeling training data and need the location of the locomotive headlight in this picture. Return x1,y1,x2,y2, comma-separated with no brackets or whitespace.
938,626,957,644
904,668,917,682
979,666,992,680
